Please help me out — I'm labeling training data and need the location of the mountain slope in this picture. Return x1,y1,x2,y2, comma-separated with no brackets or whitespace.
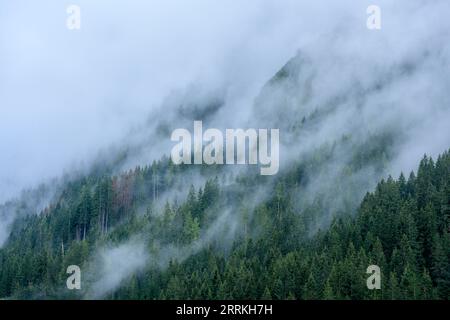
0,51,449,299
0,143,448,299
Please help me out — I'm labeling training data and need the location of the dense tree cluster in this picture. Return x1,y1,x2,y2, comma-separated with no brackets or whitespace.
0,148,448,300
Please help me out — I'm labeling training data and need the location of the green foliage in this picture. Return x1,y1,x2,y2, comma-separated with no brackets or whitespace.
0,149,449,300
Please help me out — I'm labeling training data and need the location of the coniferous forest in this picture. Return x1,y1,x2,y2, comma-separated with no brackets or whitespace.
1,1,450,304
0,148,448,300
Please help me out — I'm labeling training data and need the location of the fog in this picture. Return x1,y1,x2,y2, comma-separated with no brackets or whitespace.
2,1,448,205
1,0,450,297
84,240,149,299
0,0,311,203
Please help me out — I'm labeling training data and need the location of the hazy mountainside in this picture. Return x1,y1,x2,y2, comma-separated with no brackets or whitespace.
0,51,449,299
0,148,449,299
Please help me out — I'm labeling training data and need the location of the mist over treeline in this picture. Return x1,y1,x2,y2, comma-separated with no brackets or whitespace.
0,0,449,300
1,0,449,203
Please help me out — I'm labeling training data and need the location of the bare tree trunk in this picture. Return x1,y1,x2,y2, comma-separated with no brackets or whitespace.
101,211,105,235
156,174,159,200
105,211,109,234
153,174,156,202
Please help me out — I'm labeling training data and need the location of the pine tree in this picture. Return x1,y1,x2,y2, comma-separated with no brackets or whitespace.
322,279,334,300
431,235,450,298
388,272,401,300
261,287,272,299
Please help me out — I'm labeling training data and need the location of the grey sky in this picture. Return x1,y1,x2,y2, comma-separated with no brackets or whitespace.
0,0,449,204
2,0,450,296
0,0,306,201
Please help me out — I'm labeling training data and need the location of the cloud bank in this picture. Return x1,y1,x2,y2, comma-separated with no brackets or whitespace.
1,0,450,292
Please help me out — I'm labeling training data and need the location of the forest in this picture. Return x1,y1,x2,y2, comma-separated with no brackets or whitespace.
0,144,448,300
1,0,449,304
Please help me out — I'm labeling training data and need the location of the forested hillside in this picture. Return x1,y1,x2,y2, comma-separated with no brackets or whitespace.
0,146,448,299
1,0,450,305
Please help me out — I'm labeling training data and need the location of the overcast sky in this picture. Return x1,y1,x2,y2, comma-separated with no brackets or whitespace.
0,0,306,202
0,0,449,203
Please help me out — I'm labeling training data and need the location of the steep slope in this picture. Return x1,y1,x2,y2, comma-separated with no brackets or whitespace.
0,146,448,299
0,51,448,299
